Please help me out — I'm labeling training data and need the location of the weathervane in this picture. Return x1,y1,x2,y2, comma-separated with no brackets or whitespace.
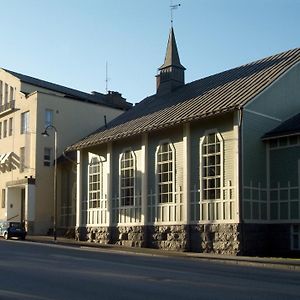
170,0,181,26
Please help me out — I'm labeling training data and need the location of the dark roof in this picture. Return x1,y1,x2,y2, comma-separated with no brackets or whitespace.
262,113,300,140
159,27,185,71
3,69,131,110
67,47,300,151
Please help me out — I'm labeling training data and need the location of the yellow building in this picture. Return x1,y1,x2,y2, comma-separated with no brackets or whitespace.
0,68,131,234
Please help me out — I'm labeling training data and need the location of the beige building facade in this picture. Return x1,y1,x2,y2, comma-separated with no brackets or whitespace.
0,68,131,234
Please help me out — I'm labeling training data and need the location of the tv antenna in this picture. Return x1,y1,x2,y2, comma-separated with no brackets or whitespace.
170,0,181,26
105,61,110,93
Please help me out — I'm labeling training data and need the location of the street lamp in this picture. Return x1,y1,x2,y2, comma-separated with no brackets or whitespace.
41,125,58,241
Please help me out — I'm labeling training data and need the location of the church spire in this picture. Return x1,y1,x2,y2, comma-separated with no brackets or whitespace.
156,27,186,94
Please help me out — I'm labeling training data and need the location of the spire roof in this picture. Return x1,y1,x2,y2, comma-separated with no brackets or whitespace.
159,27,185,70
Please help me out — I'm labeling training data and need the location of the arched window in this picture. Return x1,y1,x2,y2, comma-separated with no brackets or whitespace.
120,150,135,206
88,156,103,208
157,142,174,203
201,132,222,200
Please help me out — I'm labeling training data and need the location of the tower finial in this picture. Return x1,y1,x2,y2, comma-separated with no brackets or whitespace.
170,0,181,26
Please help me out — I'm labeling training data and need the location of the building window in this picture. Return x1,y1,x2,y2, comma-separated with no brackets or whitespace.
4,83,8,104
0,122,2,139
0,81,3,105
88,156,103,209
8,118,13,136
9,86,14,102
20,147,25,172
3,120,7,138
291,225,300,250
44,148,51,166
157,142,174,203
201,132,222,200
1,189,5,208
21,111,29,134
120,150,135,206
45,109,53,128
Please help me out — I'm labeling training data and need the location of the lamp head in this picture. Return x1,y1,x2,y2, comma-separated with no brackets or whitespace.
41,129,49,137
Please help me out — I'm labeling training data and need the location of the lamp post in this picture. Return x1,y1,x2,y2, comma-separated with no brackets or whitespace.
41,125,58,241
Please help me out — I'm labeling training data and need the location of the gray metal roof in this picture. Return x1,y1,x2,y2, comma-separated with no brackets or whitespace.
262,112,300,140
159,27,185,71
3,69,131,110
67,47,300,151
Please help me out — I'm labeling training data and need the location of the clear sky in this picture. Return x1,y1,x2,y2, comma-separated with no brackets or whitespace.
1,0,300,104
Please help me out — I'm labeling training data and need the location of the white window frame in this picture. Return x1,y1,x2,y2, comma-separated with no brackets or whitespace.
200,130,224,201
88,153,104,209
119,149,136,207
155,140,176,204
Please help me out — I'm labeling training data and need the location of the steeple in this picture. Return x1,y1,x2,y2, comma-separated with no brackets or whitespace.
156,27,186,94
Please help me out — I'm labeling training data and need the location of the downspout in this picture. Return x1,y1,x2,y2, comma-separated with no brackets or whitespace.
238,107,245,255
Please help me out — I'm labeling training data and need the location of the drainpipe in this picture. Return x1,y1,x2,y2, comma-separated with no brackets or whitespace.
238,107,245,255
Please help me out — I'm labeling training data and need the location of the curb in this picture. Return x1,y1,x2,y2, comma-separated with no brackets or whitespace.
26,236,300,271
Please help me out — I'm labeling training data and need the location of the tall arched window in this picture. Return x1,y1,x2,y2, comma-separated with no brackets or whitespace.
201,132,222,200
157,142,174,203
88,156,103,208
120,150,135,206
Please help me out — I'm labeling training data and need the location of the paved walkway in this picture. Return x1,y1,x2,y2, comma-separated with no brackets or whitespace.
26,235,300,271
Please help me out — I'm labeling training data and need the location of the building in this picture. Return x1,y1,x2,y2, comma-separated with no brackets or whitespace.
66,27,300,256
0,68,131,235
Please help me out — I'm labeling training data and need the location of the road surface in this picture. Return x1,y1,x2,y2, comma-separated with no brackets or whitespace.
0,239,299,299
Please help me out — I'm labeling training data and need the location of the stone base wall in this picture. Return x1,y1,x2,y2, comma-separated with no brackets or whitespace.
147,225,189,251
190,224,241,255
76,223,241,255
113,226,146,247
71,223,300,257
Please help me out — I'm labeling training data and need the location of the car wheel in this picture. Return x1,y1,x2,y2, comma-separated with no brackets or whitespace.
4,232,9,240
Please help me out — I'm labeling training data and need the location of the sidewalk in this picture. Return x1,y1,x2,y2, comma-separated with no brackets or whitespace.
26,235,300,271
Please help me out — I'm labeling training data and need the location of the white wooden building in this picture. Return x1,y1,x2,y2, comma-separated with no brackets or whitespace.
66,27,300,256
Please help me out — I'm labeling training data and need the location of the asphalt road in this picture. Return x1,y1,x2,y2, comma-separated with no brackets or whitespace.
0,239,299,300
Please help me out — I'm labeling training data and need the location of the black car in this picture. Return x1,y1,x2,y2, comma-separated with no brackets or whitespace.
0,221,26,240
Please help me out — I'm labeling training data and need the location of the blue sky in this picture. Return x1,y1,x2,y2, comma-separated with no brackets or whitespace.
1,0,300,103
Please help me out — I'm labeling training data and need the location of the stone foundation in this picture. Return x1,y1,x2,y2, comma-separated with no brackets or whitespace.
190,223,241,255
114,226,146,247
76,223,241,255
147,225,189,251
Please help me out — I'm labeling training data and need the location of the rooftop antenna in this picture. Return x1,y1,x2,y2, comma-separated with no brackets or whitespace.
105,61,110,93
170,0,181,26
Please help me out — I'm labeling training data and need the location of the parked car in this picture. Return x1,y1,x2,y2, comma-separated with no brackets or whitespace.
0,221,26,240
